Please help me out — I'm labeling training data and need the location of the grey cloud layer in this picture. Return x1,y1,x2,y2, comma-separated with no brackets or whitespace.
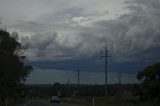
30,0,160,63
2,0,160,63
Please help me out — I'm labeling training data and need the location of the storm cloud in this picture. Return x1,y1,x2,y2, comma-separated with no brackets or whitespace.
1,0,160,84
0,0,160,83
22,0,160,64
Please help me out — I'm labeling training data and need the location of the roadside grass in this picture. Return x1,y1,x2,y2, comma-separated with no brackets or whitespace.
0,98,26,106
62,96,159,106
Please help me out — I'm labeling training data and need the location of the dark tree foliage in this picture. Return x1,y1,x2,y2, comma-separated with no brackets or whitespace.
136,63,160,101
0,29,32,101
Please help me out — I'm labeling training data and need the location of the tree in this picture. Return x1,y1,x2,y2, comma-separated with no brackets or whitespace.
0,29,33,105
136,63,160,101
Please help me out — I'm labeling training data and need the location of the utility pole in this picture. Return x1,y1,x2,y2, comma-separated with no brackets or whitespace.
77,69,80,96
118,72,122,85
67,79,70,85
67,78,70,96
101,47,111,97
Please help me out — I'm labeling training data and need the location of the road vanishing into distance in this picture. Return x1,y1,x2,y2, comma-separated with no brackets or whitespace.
23,99,82,106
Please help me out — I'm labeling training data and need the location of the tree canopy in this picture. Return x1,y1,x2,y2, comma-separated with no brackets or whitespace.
137,63,160,81
0,29,32,101
136,63,160,101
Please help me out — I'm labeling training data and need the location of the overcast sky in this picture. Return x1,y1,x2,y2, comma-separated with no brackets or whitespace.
0,0,160,84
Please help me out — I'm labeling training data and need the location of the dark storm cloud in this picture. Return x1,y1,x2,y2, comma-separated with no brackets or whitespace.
28,30,84,61
24,0,160,76
83,0,160,63
23,0,160,64
3,0,160,68
28,60,147,73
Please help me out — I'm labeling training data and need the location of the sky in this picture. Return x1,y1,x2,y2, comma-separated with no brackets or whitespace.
0,0,160,84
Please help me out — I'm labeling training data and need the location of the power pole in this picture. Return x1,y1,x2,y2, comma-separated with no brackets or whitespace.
67,79,70,85
67,78,70,96
101,47,111,97
118,72,122,85
77,69,80,96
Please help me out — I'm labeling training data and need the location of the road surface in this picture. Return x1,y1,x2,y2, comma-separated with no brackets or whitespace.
23,99,82,106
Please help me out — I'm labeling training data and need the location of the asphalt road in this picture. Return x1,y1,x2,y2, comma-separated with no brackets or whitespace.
23,100,82,106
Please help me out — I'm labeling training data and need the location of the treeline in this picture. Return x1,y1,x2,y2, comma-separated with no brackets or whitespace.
24,83,136,98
